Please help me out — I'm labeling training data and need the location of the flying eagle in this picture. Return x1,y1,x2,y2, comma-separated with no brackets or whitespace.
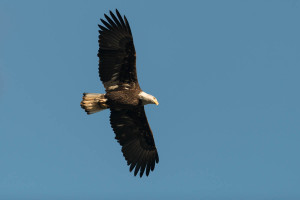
80,9,159,177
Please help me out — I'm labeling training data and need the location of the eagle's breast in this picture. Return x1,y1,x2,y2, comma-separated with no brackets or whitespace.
106,89,141,108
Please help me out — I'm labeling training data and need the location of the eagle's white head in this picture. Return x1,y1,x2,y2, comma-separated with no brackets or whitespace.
138,91,159,106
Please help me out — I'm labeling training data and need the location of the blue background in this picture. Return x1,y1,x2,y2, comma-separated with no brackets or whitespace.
1,0,300,199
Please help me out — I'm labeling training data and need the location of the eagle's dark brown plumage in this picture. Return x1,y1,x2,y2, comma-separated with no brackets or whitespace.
81,9,159,177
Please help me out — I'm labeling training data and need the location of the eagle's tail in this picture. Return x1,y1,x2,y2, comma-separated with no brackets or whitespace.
80,93,109,115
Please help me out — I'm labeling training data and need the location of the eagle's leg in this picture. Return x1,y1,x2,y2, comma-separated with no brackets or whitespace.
98,98,108,108
98,98,107,103
80,93,109,115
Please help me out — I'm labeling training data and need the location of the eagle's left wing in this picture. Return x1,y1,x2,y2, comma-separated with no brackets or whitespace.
110,106,159,177
98,9,139,92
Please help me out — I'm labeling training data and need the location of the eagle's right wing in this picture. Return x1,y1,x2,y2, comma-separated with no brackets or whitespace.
98,9,140,92
110,106,159,177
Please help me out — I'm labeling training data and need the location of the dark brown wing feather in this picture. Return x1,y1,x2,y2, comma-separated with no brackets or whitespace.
110,107,159,177
98,9,139,91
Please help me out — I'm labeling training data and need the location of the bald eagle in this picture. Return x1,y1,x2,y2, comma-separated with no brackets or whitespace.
80,9,159,177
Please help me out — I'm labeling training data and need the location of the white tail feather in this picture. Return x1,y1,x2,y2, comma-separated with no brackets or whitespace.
80,93,108,115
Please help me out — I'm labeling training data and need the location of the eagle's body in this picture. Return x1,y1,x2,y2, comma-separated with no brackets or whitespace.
106,89,141,108
80,9,159,177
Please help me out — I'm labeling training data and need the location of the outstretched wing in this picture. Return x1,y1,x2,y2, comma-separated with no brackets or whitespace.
98,9,139,92
110,107,159,177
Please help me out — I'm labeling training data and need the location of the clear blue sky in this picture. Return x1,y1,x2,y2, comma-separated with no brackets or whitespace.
0,0,300,199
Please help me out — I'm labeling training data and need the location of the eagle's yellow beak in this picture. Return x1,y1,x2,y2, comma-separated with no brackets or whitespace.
154,99,159,105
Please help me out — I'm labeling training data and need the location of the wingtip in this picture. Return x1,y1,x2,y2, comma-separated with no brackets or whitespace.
156,154,159,163
134,166,139,176
109,10,114,17
115,9,122,17
100,19,106,24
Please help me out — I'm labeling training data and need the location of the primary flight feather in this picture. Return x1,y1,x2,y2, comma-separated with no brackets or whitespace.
80,9,159,177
